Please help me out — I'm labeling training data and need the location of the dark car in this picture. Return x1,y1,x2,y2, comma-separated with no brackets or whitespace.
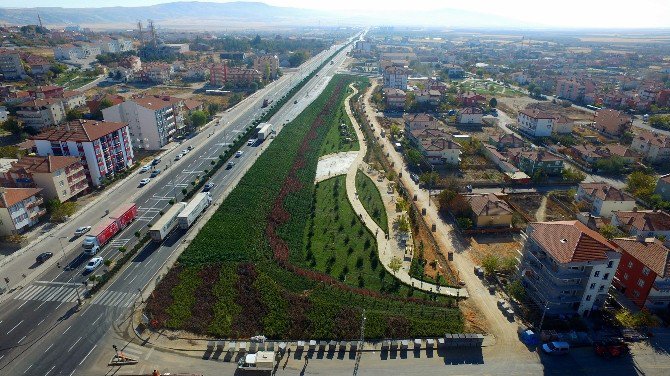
150,169,161,178
203,183,214,192
36,252,53,263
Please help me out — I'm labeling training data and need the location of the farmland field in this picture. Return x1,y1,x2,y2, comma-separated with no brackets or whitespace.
145,74,463,339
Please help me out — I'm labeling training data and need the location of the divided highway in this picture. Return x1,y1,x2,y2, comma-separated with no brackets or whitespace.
0,37,356,375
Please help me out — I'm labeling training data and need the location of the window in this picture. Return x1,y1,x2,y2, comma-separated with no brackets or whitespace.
599,285,605,292
586,295,592,301
642,267,651,276
594,271,600,278
637,279,645,288
632,290,640,298
624,273,629,280
607,260,614,269
603,273,610,280
628,261,634,268
590,283,596,290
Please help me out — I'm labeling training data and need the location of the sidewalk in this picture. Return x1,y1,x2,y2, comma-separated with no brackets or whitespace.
343,84,466,298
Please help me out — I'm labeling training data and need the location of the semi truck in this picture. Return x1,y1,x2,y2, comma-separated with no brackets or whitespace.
150,202,187,242
177,193,212,230
82,203,137,255
256,122,273,141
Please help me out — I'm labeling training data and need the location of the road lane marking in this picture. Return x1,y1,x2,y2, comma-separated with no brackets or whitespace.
68,336,82,352
44,343,54,353
62,325,71,335
17,335,26,344
23,364,32,374
44,365,56,376
7,320,23,334
34,281,80,286
68,369,76,376
17,300,29,310
79,344,97,365
37,318,45,327
91,315,102,326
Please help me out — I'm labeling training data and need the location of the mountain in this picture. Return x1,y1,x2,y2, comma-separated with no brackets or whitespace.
0,1,529,29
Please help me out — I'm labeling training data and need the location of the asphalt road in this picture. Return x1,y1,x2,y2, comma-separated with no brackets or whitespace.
0,36,355,376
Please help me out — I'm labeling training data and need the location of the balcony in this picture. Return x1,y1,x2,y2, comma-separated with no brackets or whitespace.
25,197,44,208
29,208,46,218
524,247,587,279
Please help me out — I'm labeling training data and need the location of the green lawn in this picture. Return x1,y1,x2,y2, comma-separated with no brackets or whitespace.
355,170,389,233
460,80,524,97
53,70,98,89
319,85,360,156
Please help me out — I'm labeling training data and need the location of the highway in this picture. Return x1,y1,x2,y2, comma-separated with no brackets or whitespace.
0,35,356,375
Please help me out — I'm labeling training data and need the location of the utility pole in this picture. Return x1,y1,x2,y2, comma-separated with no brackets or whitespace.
352,309,366,376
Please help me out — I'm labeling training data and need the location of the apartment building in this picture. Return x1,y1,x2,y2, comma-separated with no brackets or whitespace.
253,54,279,80
518,108,554,137
0,50,26,80
102,95,185,150
0,187,47,236
407,128,461,165
457,107,484,124
556,78,585,102
53,43,101,61
383,66,409,90
520,221,621,316
593,109,631,137
5,155,88,202
209,64,262,86
655,174,670,201
613,237,670,310
630,131,670,164
32,120,134,186
403,113,439,133
16,99,66,130
576,182,637,218
611,210,670,239
382,88,406,109
508,148,564,176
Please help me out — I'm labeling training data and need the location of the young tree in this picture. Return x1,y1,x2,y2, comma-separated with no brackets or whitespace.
507,280,526,301
189,110,208,128
489,97,498,108
481,254,500,277
388,256,403,275
599,224,625,240
456,217,473,229
66,109,83,121
1,117,23,138
626,171,657,200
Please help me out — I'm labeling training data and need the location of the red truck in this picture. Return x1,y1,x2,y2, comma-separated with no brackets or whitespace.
82,203,137,255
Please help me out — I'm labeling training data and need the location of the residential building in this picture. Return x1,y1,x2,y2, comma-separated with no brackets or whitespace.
463,193,513,228
508,148,564,176
517,108,554,137
53,43,101,61
457,107,484,124
613,237,670,310
382,88,406,109
253,54,279,80
140,63,174,84
407,128,461,165
556,78,585,102
458,92,486,107
576,182,637,218
655,174,670,201
61,91,87,111
520,220,621,316
0,187,46,236
0,50,26,80
415,90,441,106
209,64,261,86
86,93,125,115
22,54,52,76
16,99,66,130
29,85,64,99
183,99,204,113
488,132,525,150
593,109,631,136
630,131,670,164
383,66,409,90
102,95,185,150
5,155,88,202
403,113,439,133
553,115,574,134
611,210,670,238
32,120,134,186
570,144,641,165
425,78,447,93
445,64,465,79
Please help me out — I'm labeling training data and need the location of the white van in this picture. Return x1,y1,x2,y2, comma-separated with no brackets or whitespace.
542,341,570,355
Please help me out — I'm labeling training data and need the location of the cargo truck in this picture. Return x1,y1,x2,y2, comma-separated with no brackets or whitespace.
82,203,137,255
150,202,187,242
177,193,212,230
256,122,273,141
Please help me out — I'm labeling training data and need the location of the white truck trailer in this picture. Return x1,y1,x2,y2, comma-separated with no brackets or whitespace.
256,122,273,141
177,193,212,230
149,202,187,242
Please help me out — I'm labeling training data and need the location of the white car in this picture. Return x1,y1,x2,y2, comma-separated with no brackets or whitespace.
182,149,189,154
139,164,151,173
74,226,91,237
84,257,103,272
139,178,151,186
175,153,184,161
235,151,243,158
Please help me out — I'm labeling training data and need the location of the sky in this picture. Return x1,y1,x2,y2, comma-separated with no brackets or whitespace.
2,0,670,28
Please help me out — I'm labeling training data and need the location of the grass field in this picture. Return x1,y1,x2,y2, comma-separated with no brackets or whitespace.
319,85,359,156
355,170,389,233
460,79,524,97
145,74,463,340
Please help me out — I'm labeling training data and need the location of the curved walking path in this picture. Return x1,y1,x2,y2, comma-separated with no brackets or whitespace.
343,83,466,298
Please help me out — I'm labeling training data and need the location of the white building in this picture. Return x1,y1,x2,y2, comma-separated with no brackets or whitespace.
383,66,409,90
103,95,185,150
457,107,484,124
16,99,66,130
32,120,134,186
0,50,26,80
576,182,637,218
630,131,670,164
518,108,554,137
0,187,47,236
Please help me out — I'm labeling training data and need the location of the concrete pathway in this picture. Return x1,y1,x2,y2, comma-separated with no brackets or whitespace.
343,83,466,298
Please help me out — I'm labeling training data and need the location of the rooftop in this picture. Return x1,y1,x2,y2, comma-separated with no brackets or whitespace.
8,155,80,174
528,220,616,264
613,238,670,278
579,182,635,202
0,187,43,208
32,119,128,143
614,210,670,232
465,193,513,217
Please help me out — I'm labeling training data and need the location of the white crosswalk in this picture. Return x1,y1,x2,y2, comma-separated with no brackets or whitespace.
108,238,130,248
90,290,135,307
13,284,80,303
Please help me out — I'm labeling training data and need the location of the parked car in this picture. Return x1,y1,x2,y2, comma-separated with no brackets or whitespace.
203,183,215,192
84,257,103,272
410,173,419,184
74,226,91,237
139,178,151,186
187,145,194,151
542,341,570,355
182,149,189,155
227,161,235,169
139,164,152,173
152,157,161,166
150,169,161,178
36,252,53,263
235,151,243,158
175,153,184,161
593,339,629,358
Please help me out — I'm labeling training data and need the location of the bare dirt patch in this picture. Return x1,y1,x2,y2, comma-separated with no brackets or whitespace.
465,235,522,265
